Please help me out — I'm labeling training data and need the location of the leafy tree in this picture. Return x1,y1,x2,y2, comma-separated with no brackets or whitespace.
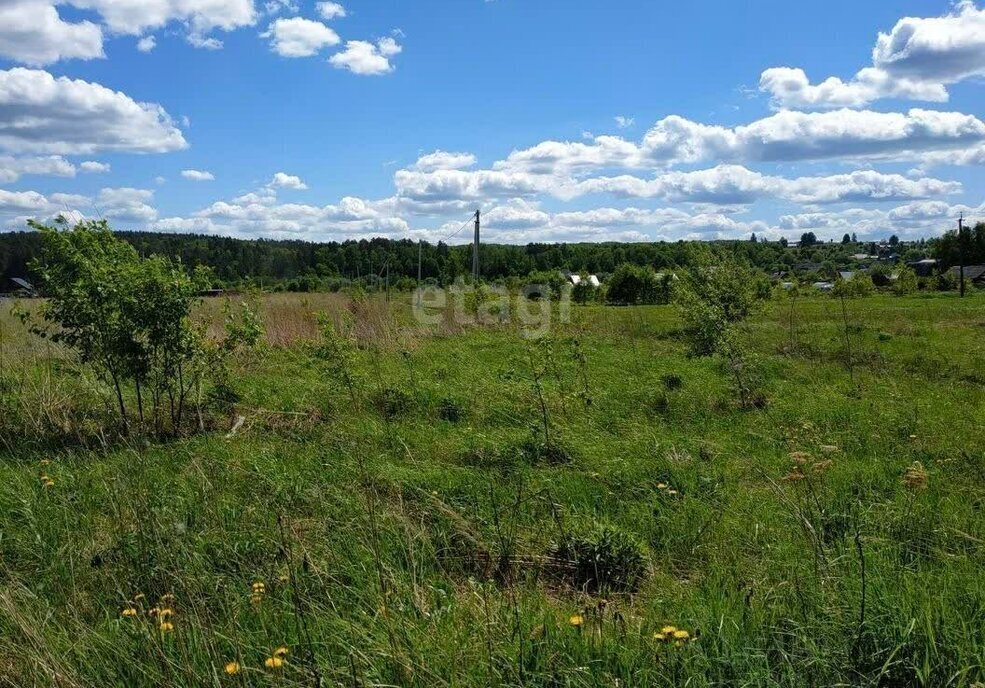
889,234,900,246
606,263,661,305
842,233,852,244
675,257,760,357
27,218,259,433
800,232,818,247
894,266,918,295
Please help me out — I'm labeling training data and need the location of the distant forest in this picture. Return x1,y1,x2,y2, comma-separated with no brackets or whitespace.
1,223,982,290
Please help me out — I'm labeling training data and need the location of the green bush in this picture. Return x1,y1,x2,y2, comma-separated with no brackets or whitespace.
554,523,647,592
606,263,672,305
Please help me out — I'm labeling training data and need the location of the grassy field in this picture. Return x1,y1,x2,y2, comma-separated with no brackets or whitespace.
1,291,984,686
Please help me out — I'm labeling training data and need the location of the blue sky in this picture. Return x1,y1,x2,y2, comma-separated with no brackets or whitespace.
0,0,983,243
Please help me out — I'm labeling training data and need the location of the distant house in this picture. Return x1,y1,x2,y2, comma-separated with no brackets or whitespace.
947,265,985,286
564,272,600,288
812,281,834,291
838,271,856,281
908,258,938,277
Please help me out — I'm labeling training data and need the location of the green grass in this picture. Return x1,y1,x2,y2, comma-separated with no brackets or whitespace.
1,292,984,686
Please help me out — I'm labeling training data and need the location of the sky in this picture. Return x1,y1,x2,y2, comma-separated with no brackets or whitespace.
0,0,983,245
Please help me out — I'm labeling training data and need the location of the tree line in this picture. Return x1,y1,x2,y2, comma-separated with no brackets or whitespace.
1,222,978,291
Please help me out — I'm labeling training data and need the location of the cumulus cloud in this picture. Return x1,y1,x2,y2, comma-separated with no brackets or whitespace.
0,0,255,65
614,115,634,129
494,109,985,175
181,169,215,181
0,155,76,183
268,171,308,189
264,17,340,57
0,0,104,66
136,35,157,52
80,160,110,173
0,68,188,155
96,186,157,222
760,1,985,108
329,36,402,75
316,1,346,20
412,151,477,172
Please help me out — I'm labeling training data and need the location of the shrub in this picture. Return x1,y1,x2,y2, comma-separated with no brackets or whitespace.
26,218,259,434
675,257,761,357
437,397,463,422
554,523,647,592
606,263,672,305
373,386,412,420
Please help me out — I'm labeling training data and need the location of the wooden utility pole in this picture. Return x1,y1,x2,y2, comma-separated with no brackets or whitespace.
472,209,480,283
416,240,423,307
959,213,966,298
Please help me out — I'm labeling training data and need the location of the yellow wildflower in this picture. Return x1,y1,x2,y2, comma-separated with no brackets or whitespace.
569,614,584,627
264,656,284,669
121,607,138,617
159,608,174,619
224,661,241,675
657,483,668,489
159,621,174,633
273,646,289,658
652,632,666,641
660,625,677,635
673,629,690,640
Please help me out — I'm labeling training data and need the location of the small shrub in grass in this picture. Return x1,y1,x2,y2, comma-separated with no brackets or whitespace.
436,397,463,422
519,436,574,465
554,523,647,592
661,372,683,390
373,386,412,420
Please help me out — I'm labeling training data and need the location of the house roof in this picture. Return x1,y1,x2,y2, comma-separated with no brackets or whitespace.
947,265,985,282
9,277,35,292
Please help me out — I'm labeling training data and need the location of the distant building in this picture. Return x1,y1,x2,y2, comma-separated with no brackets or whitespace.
564,272,600,288
947,265,985,286
908,258,938,277
812,281,834,291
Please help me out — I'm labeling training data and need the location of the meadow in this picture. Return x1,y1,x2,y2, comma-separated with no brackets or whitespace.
0,290,984,686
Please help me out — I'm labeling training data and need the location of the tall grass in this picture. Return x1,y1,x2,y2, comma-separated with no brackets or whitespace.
0,291,983,686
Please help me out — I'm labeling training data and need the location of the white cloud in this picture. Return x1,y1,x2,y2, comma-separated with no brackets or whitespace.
614,115,634,129
316,1,346,20
760,1,985,108
0,0,104,66
0,0,256,65
182,169,215,181
0,68,188,155
329,37,401,75
186,33,224,50
495,109,985,175
264,17,339,57
268,171,307,189
80,160,110,173
96,186,157,222
136,35,156,52
0,155,76,183
412,150,477,172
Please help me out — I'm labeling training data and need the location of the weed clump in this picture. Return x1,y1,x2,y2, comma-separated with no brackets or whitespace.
373,387,412,420
553,523,647,592
436,397,464,423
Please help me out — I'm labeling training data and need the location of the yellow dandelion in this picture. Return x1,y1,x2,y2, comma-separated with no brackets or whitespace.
158,621,174,633
652,632,666,641
159,608,174,619
273,646,289,658
264,656,284,669
569,614,584,627
673,629,690,640
121,607,138,617
660,625,677,635
224,661,241,675
251,581,265,593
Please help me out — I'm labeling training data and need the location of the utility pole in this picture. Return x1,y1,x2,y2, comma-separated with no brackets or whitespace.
385,260,390,302
472,209,480,283
416,240,423,307
959,213,966,298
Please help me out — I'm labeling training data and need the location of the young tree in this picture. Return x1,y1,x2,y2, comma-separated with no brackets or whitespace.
28,218,259,433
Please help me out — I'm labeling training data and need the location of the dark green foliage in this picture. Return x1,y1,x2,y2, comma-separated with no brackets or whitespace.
373,386,412,419
554,523,647,592
605,263,672,305
436,397,463,422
